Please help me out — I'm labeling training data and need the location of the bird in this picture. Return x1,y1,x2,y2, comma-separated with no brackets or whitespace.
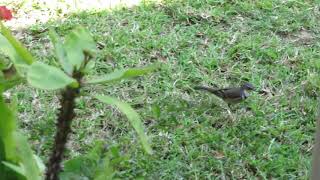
194,82,255,105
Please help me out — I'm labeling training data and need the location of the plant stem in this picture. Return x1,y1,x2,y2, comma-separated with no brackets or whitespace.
45,71,83,180
311,105,320,180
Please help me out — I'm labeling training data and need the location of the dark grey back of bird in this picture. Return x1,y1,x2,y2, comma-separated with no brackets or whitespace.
194,86,247,103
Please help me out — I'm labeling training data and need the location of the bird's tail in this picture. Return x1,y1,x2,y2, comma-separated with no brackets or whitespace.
194,86,219,94
194,86,225,98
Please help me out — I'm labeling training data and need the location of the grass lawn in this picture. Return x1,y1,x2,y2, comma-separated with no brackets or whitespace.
4,0,320,179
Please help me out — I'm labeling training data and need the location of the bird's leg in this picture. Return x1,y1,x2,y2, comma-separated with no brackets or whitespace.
225,103,235,121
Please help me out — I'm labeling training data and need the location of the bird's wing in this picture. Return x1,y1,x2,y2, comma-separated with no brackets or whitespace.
194,86,246,100
220,88,243,99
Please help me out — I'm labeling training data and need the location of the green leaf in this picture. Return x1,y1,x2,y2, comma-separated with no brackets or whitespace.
27,62,78,90
93,156,113,180
65,26,97,70
86,64,159,84
0,75,24,92
48,29,73,75
83,60,95,73
0,34,29,75
0,94,17,162
60,172,89,180
0,95,42,180
60,142,105,180
151,104,161,118
0,23,34,65
14,132,42,180
2,161,25,176
0,94,21,180
93,145,122,180
63,156,96,178
0,58,7,70
95,95,152,154
33,155,45,174
0,65,24,91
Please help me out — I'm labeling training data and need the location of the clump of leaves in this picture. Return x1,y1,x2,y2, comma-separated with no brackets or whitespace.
0,16,43,180
0,18,158,179
60,141,127,180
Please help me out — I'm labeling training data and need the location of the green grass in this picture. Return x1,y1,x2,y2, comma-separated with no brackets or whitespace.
5,0,320,179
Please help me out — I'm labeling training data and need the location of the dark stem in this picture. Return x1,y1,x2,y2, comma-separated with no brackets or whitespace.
45,71,83,180
311,103,320,180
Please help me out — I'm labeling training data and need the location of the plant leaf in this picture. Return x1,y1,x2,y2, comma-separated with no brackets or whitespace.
86,64,159,84
60,172,89,180
2,161,25,176
0,94,22,180
48,29,73,75
95,95,152,154
0,65,24,91
0,56,9,70
93,156,113,180
0,94,42,180
0,93,16,162
0,75,24,92
65,26,97,70
63,156,96,178
0,34,29,75
60,142,106,180
33,155,45,174
0,23,34,65
27,62,77,90
14,132,42,180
